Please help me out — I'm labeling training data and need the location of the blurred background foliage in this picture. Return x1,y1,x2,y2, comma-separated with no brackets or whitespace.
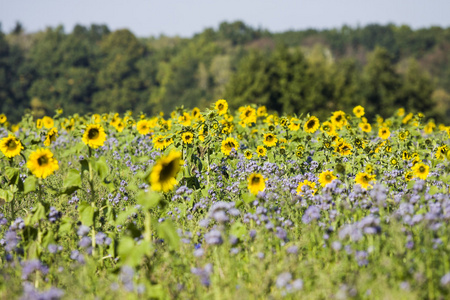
1,21,450,122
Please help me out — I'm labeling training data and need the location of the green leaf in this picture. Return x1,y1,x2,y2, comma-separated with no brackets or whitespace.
94,156,109,180
25,202,48,225
58,217,74,235
63,169,82,190
428,186,440,195
4,167,20,185
23,176,37,194
117,236,152,267
115,207,138,226
78,201,97,227
0,189,14,203
407,180,416,189
137,190,161,210
156,219,180,250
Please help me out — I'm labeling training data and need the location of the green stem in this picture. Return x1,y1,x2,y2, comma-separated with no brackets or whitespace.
144,211,152,242
91,202,97,256
88,147,95,203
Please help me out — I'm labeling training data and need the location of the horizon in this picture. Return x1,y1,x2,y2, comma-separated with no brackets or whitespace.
1,0,450,38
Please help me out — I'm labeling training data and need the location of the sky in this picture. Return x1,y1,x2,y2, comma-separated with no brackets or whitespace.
1,0,449,37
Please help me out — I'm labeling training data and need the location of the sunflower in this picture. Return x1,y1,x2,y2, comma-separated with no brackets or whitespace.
27,148,59,179
424,121,436,134
42,116,54,129
398,130,409,140
365,164,374,174
397,108,405,117
0,134,23,158
402,113,413,124
435,145,449,160
404,171,413,181
240,106,257,125
137,120,151,135
288,118,301,131
256,145,267,157
92,114,102,123
247,173,265,195
359,122,372,133
355,172,375,190
36,119,43,129
257,106,267,117
353,106,365,118
191,107,201,119
215,99,228,116
378,127,390,140
181,132,194,144
296,180,317,196
178,112,191,126
390,157,399,167
412,163,429,180
321,121,336,136
402,151,411,160
335,140,352,156
331,111,347,129
263,133,277,147
44,127,58,146
318,170,337,187
0,114,7,124
82,124,107,149
221,137,239,156
114,120,125,132
244,150,253,159
149,151,182,192
152,135,166,150
304,116,320,134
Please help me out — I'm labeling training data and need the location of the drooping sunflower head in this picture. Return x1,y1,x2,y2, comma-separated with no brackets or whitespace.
353,105,365,118
27,148,59,179
247,173,265,195
149,151,182,192
355,172,375,189
44,127,59,147
215,99,228,116
221,137,239,156
0,134,23,158
137,120,150,135
181,132,194,144
304,116,320,134
263,133,277,147
318,170,337,187
82,124,107,149
412,163,429,180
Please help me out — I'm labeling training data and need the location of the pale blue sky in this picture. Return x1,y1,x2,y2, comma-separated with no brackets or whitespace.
1,0,449,37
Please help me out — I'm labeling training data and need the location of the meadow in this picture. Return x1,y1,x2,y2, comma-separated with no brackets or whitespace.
0,100,450,299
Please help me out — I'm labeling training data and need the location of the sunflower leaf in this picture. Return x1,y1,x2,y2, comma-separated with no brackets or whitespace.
23,176,37,194
156,219,180,250
78,201,97,227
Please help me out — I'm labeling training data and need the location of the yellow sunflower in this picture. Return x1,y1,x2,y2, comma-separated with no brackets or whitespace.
353,105,365,118
404,171,413,181
0,114,7,124
318,170,337,187
136,120,151,135
44,127,58,146
221,137,239,156
27,148,59,179
0,134,23,158
153,135,166,150
304,116,320,134
257,106,267,117
178,112,191,126
321,121,336,136
240,106,257,125
82,124,107,149
247,173,265,195
149,151,182,192
36,119,43,129
256,145,267,157
215,99,228,116
181,132,194,144
412,163,429,180
191,107,201,119
263,133,277,147
114,120,125,132
42,116,54,129
244,150,253,159
331,111,347,129
378,127,390,140
355,172,375,190
296,180,317,196
435,145,449,160
288,118,301,131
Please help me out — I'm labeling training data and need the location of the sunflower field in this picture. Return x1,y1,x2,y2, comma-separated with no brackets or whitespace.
0,101,450,299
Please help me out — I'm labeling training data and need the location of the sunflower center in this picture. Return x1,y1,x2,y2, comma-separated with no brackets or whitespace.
218,104,224,110
160,160,177,182
325,175,331,181
37,155,49,166
419,166,425,173
307,120,316,129
6,139,17,150
336,116,342,122
88,128,99,140
251,176,260,184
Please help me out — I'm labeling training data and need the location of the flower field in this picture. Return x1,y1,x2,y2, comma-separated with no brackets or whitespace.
1,101,450,299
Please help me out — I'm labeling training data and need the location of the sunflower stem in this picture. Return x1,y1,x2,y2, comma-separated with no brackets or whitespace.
88,147,95,203
144,210,152,242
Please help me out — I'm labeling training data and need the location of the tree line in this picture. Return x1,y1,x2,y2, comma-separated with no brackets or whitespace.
1,21,449,123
